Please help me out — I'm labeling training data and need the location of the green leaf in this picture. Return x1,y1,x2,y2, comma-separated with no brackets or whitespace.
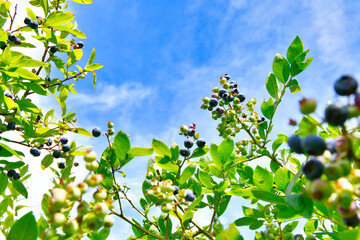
272,135,286,152
190,146,209,158
218,137,234,165
59,88,68,102
170,143,179,161
11,179,28,198
261,97,275,120
14,100,40,113
0,160,25,169
11,59,47,68
114,131,131,162
67,49,83,67
179,164,196,185
71,0,93,4
227,189,287,205
155,155,178,173
0,172,7,195
198,170,215,189
71,127,93,137
40,0,49,16
182,210,194,222
0,143,21,159
26,8,36,20
286,36,304,64
87,48,96,65
299,116,317,137
283,221,299,233
92,70,97,88
128,147,153,157
274,167,291,193
85,63,103,71
304,219,318,235
41,154,53,170
272,53,290,83
265,72,281,100
216,195,231,217
288,79,301,93
253,166,273,192
152,139,171,157
22,82,48,96
210,143,222,168
45,12,74,26
216,223,244,240
7,211,37,240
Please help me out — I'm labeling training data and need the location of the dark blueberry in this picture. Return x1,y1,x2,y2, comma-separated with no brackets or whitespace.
24,17,31,25
77,41,84,48
334,75,358,96
237,93,245,102
257,117,265,124
187,129,195,137
221,93,229,101
184,139,193,148
224,74,230,80
0,146,2,151
45,139,52,146
58,162,66,169
36,115,41,122
173,186,179,195
12,173,20,180
288,135,304,154
231,88,239,95
218,89,227,98
7,169,16,178
5,93,13,99
185,191,196,202
0,43,8,50
216,107,225,115
14,38,21,45
49,46,58,54
325,103,348,126
92,128,101,137
62,144,70,152
209,98,218,107
8,33,17,42
29,20,38,29
179,148,190,157
7,122,16,130
303,158,324,180
30,147,41,157
302,134,327,156
39,143,44,148
343,214,360,227
60,137,68,144
294,234,304,240
53,150,62,158
226,95,234,102
45,77,51,82
196,138,206,148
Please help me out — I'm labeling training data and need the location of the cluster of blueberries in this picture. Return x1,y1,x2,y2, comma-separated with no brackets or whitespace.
24,16,42,29
7,33,21,45
179,138,206,158
7,169,20,180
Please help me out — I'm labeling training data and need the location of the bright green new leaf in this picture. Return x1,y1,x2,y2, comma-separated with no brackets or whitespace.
26,8,36,20
87,48,96,66
299,116,317,137
40,0,49,16
253,166,273,192
261,97,275,120
11,59,48,68
155,155,178,173
272,53,290,83
71,127,93,137
0,172,7,195
286,36,304,64
11,179,28,198
190,146,209,158
59,88,68,102
21,82,49,96
218,137,234,165
128,147,153,157
182,210,194,222
72,0,93,4
274,167,291,193
152,139,171,157
265,72,281,100
210,143,222,168
41,154,53,170
67,49,83,67
15,100,40,113
85,63,103,71
8,211,37,240
114,131,131,162
198,170,215,189
228,188,286,205
45,12,74,26
304,219,318,236
179,163,196,185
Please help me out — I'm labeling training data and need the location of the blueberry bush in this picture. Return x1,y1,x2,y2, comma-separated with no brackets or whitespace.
1,1,360,240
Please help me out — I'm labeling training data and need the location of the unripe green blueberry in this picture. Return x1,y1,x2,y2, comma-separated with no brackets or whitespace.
161,203,173,213
77,201,90,216
43,228,56,239
146,171,154,180
337,192,353,210
338,160,351,176
299,98,317,115
51,188,67,206
85,174,103,187
86,161,99,171
51,212,66,228
93,188,107,202
107,128,115,135
305,235,316,240
84,151,97,162
107,121,114,128
309,179,333,201
212,87,219,93
77,182,88,194
94,202,109,218
203,97,210,104
325,163,343,181
84,213,102,230
62,220,79,235
66,183,81,200
103,215,114,229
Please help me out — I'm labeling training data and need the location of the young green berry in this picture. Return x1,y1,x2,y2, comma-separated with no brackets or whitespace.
86,161,99,171
334,75,358,96
303,158,324,180
84,150,97,162
66,183,82,200
309,178,332,201
107,128,115,135
180,148,190,157
325,163,343,180
94,202,109,218
51,188,67,206
93,188,107,202
302,134,327,156
77,201,90,216
103,215,114,229
299,98,317,115
53,150,62,158
62,220,79,235
50,212,66,228
107,121,114,128
161,203,173,213
92,127,101,137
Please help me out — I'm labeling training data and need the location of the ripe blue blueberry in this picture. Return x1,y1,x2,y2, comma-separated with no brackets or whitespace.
303,158,324,180
173,186,179,195
12,173,20,180
45,139,52,146
77,42,84,48
29,20,38,29
218,89,227,98
30,147,41,157
224,74,230,80
229,84,237,89
302,134,327,156
180,148,190,157
7,169,16,178
185,190,196,202
92,128,101,137
0,146,2,151
8,34,16,42
60,137,68,144
24,17,31,25
226,95,235,102
59,162,66,169
288,135,304,154
237,93,245,102
62,144,70,152
187,129,195,137
216,107,225,115
0,43,7,50
53,150,62,158
257,117,265,123
221,93,229,101
7,122,16,130
184,139,194,148
14,38,21,45
334,75,358,96
209,98,218,107
231,88,239,95
343,214,360,227
49,46,58,54
325,103,348,126
5,93,13,99
196,138,206,148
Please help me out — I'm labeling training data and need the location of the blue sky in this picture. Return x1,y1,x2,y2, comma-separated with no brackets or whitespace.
7,0,360,239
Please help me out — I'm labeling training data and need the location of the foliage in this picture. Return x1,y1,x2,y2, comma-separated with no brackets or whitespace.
1,1,360,240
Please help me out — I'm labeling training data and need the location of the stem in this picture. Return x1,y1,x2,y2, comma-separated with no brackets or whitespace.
111,210,166,240
209,197,220,233
8,4,17,31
